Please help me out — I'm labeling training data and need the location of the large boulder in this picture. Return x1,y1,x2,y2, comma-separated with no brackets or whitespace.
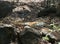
0,1,15,18
37,6,57,17
0,24,16,44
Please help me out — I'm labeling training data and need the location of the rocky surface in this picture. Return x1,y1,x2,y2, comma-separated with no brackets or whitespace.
0,0,44,3
0,0,60,44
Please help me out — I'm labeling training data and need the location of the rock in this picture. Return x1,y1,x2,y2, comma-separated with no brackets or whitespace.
48,31,60,41
20,26,41,36
12,5,31,20
34,22,46,27
12,2,43,21
0,1,15,18
19,26,40,44
13,5,31,12
20,31,40,44
40,27,52,35
37,6,57,17
38,40,51,44
0,24,16,44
